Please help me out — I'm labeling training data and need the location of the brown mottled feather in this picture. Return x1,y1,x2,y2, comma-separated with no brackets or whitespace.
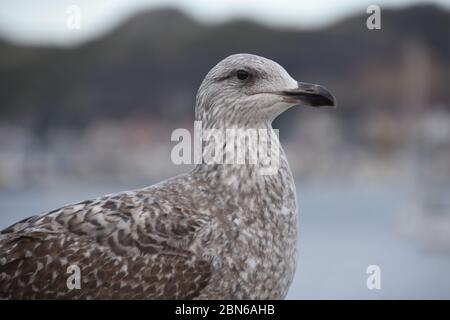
0,178,216,299
1,231,211,299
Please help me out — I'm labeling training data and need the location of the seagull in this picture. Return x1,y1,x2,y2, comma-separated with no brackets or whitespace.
0,53,335,299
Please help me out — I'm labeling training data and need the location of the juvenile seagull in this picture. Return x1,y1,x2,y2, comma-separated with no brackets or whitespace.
0,54,335,299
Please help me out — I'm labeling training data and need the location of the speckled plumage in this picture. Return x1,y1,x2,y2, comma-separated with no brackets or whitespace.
1,54,334,299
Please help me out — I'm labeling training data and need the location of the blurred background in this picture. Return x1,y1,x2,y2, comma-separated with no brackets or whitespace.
0,0,449,299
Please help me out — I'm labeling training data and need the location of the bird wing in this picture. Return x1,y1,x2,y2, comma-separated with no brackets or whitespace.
0,183,219,299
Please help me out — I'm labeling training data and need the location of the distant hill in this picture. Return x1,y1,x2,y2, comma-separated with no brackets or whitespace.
0,4,449,133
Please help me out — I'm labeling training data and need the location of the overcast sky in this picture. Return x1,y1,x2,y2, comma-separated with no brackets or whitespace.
0,0,448,46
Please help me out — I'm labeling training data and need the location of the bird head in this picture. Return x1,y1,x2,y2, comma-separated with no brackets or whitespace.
195,53,336,128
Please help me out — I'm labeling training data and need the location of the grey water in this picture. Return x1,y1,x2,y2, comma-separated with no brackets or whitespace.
1,182,449,299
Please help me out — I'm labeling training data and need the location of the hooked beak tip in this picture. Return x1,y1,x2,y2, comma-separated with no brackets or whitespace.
282,82,336,108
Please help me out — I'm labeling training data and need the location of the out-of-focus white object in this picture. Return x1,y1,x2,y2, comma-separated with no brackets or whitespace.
396,109,450,252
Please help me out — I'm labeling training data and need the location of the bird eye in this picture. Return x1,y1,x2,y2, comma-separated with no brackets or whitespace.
236,70,250,81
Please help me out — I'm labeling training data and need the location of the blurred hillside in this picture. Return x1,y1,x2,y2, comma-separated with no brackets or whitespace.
0,4,449,190
1,4,449,127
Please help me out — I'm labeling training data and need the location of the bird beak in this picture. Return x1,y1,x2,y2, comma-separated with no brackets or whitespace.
281,82,336,108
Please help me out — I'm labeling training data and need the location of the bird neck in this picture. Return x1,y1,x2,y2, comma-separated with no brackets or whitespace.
192,121,290,190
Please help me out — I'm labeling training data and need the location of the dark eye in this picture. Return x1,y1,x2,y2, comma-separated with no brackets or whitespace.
236,69,250,81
